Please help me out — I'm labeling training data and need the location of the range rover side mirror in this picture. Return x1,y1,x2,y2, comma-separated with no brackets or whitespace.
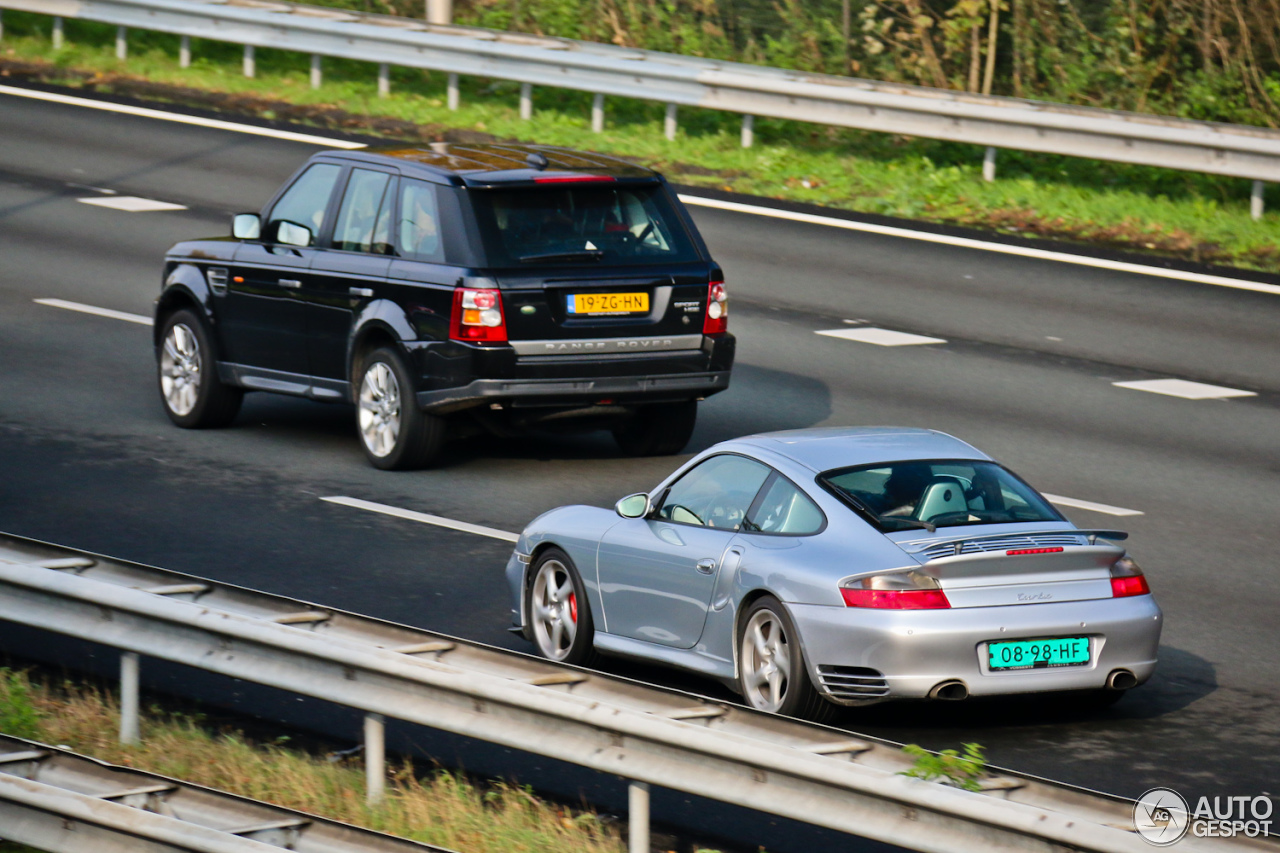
232,213,261,240
615,493,652,519
276,220,313,248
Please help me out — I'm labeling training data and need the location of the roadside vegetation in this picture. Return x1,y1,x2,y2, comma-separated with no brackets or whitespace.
2,8,1279,271
0,669,626,853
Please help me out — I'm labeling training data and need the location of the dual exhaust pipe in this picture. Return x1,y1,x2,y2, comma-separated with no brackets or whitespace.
926,669,1137,701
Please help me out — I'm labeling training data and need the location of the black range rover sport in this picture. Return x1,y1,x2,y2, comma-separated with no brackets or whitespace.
154,144,734,469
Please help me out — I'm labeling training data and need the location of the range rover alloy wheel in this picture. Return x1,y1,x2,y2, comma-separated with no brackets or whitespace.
356,347,444,470
157,309,242,428
737,596,835,722
528,548,595,665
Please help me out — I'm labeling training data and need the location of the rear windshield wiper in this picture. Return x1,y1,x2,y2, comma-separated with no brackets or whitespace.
517,250,604,263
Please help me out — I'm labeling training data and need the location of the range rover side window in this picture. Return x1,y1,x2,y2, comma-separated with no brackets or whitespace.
332,168,393,254
657,455,771,531
397,179,445,263
266,163,342,246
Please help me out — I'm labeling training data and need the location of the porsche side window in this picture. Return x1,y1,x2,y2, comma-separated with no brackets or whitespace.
745,476,824,535
658,455,770,531
267,163,342,245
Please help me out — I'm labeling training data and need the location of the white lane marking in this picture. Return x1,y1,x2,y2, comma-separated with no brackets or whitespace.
1112,378,1256,400
815,327,946,346
0,84,366,149
77,195,187,212
1042,494,1145,517
679,194,1280,298
321,496,520,543
34,298,153,326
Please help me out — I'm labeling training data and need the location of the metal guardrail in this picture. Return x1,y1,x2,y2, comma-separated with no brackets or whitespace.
2,0,1280,208
0,532,1272,853
0,733,452,853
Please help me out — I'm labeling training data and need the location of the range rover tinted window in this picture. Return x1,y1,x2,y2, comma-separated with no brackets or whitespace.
398,179,445,263
332,168,393,254
267,163,342,245
470,184,701,267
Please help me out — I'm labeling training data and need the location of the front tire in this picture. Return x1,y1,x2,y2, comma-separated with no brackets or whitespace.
527,548,596,666
737,596,836,722
356,347,445,470
612,400,697,456
157,309,242,428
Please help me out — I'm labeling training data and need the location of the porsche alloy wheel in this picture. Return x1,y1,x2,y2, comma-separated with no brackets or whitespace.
529,549,594,665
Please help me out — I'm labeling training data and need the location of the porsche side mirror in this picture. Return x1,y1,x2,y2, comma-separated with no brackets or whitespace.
615,493,651,519
232,213,261,240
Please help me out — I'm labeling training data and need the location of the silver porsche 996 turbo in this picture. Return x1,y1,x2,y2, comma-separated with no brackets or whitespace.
505,427,1162,721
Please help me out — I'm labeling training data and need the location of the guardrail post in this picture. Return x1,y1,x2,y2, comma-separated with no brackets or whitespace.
520,83,533,120
628,781,650,853
1252,180,1265,220
120,652,140,745
664,104,677,141
243,44,255,78
983,146,997,182
378,63,390,97
447,72,459,110
741,114,754,148
310,54,322,89
179,35,191,68
426,0,453,26
52,17,63,51
116,26,127,61
0,11,4,42
364,713,385,804
591,93,604,132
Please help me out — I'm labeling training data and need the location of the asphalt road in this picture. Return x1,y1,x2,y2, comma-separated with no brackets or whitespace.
1,86,1277,835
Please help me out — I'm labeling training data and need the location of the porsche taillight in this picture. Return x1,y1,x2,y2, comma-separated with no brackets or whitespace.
1109,556,1151,598
451,287,507,343
839,572,951,610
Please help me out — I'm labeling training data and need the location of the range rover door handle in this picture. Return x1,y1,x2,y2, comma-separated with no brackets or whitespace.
348,287,374,298
278,278,302,289
695,558,717,575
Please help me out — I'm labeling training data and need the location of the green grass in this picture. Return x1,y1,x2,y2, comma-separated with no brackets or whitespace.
0,668,627,853
2,10,1278,271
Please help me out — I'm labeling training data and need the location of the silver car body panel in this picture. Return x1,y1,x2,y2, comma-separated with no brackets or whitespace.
507,426,1163,704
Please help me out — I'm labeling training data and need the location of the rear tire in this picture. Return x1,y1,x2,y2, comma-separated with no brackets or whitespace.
157,309,242,429
737,596,837,723
612,400,697,456
527,548,596,666
356,347,445,470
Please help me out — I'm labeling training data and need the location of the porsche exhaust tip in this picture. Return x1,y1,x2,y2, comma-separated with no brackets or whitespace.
1106,669,1138,691
928,680,969,701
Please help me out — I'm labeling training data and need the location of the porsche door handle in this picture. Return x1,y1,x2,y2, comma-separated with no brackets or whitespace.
695,559,717,574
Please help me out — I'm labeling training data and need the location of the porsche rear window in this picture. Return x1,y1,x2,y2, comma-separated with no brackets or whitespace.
819,459,1063,532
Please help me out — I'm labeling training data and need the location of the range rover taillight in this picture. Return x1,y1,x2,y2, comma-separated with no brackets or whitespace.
450,287,507,343
703,281,728,334
839,572,951,610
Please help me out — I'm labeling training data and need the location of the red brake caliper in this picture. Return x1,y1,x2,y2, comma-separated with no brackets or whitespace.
568,591,578,623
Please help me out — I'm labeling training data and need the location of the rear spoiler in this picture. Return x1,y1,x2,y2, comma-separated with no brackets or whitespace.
918,543,1125,580
895,528,1128,557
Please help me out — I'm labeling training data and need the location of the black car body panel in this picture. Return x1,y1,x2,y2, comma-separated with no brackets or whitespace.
158,144,734,419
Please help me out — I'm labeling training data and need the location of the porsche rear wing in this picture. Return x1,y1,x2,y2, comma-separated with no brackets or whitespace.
896,529,1130,580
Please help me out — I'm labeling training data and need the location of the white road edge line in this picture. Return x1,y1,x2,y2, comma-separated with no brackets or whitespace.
321,496,520,543
0,84,366,150
34,298,153,326
1042,493,1144,517
678,194,1280,298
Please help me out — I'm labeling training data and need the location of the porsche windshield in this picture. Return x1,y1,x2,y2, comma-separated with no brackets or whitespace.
818,459,1064,532
470,184,701,267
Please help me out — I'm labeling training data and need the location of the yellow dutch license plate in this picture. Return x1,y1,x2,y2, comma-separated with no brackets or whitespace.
568,292,649,315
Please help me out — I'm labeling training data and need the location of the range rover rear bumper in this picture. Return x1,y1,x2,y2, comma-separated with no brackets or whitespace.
415,370,731,413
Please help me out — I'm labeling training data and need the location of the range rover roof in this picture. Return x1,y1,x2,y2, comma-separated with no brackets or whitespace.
329,143,658,185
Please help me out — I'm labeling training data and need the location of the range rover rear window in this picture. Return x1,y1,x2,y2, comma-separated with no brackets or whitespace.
470,185,702,268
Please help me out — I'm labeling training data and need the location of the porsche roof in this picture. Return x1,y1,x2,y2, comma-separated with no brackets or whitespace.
730,427,991,473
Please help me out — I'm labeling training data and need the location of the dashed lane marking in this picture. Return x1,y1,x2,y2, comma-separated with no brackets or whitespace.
1042,494,1144,517
679,194,1280,298
815,327,947,346
77,196,187,212
34,298,153,326
0,84,367,149
1112,378,1256,400
321,496,520,543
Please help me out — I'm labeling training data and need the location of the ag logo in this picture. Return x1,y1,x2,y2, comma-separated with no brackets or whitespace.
1134,787,1190,846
